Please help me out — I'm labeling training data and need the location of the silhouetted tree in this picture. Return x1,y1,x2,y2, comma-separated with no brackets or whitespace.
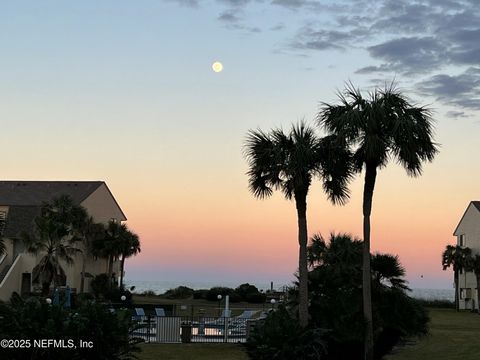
318,84,438,359
244,122,352,327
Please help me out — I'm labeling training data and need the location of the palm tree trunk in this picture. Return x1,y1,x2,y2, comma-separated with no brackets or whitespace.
80,252,86,293
120,255,126,290
454,269,459,312
295,194,309,328
107,255,113,289
363,163,377,360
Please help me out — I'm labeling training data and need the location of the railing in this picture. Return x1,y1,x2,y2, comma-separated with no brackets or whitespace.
0,253,6,267
132,315,257,344
0,254,22,302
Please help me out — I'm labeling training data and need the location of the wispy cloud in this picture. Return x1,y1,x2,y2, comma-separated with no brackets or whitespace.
416,68,480,111
165,0,480,116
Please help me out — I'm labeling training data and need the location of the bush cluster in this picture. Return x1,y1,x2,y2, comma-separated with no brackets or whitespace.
162,283,267,303
0,293,141,360
246,306,327,360
248,234,430,360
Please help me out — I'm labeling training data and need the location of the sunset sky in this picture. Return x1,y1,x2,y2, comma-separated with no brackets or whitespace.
1,0,479,290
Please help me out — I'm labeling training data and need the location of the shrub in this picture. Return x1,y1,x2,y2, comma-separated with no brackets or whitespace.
233,283,267,303
205,287,234,301
90,274,110,299
162,286,194,299
246,306,327,360
0,294,141,360
193,289,208,300
414,299,454,309
305,233,429,360
246,292,267,303
140,290,157,297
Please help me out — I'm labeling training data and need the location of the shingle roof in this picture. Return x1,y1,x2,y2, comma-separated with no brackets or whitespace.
0,181,103,206
0,181,104,238
3,206,40,238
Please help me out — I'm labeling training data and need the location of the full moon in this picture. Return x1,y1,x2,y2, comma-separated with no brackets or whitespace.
212,61,223,73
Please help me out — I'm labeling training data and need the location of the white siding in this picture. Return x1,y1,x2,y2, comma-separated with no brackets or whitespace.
455,202,480,310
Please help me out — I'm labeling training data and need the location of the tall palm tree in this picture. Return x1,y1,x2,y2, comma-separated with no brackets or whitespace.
442,245,472,311
244,122,352,327
78,216,105,293
318,83,438,359
118,228,141,290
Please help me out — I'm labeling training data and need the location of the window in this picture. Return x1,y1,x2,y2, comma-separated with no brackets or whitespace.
459,234,466,247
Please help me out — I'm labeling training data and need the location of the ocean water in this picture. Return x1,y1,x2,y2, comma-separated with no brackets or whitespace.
124,279,454,301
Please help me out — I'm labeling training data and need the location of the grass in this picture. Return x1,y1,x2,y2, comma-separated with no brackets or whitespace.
386,308,480,360
136,308,480,360
137,343,249,360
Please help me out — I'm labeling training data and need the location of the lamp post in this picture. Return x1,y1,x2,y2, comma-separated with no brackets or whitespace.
217,294,222,316
270,298,276,311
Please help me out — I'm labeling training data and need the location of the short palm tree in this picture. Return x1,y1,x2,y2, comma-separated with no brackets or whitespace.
78,216,105,293
318,83,438,359
442,244,472,311
371,253,409,291
118,227,141,290
23,215,80,295
244,122,352,327
23,195,87,295
102,221,125,289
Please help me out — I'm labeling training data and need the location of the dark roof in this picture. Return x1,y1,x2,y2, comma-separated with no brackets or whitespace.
473,201,480,212
0,181,103,206
3,206,40,238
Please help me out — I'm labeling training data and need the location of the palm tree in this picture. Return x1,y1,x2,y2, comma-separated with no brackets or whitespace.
102,221,124,289
371,253,409,291
23,215,80,295
23,195,87,295
467,254,480,314
244,122,352,327
442,245,472,311
118,227,141,290
78,216,105,293
318,83,438,359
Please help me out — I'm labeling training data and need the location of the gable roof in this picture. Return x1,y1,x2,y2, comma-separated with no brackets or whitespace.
473,201,480,212
0,181,103,206
3,206,40,238
453,201,480,236
0,181,125,239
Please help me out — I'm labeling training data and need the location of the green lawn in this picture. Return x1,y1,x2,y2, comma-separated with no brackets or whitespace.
136,308,480,360
386,308,480,360
137,344,249,360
